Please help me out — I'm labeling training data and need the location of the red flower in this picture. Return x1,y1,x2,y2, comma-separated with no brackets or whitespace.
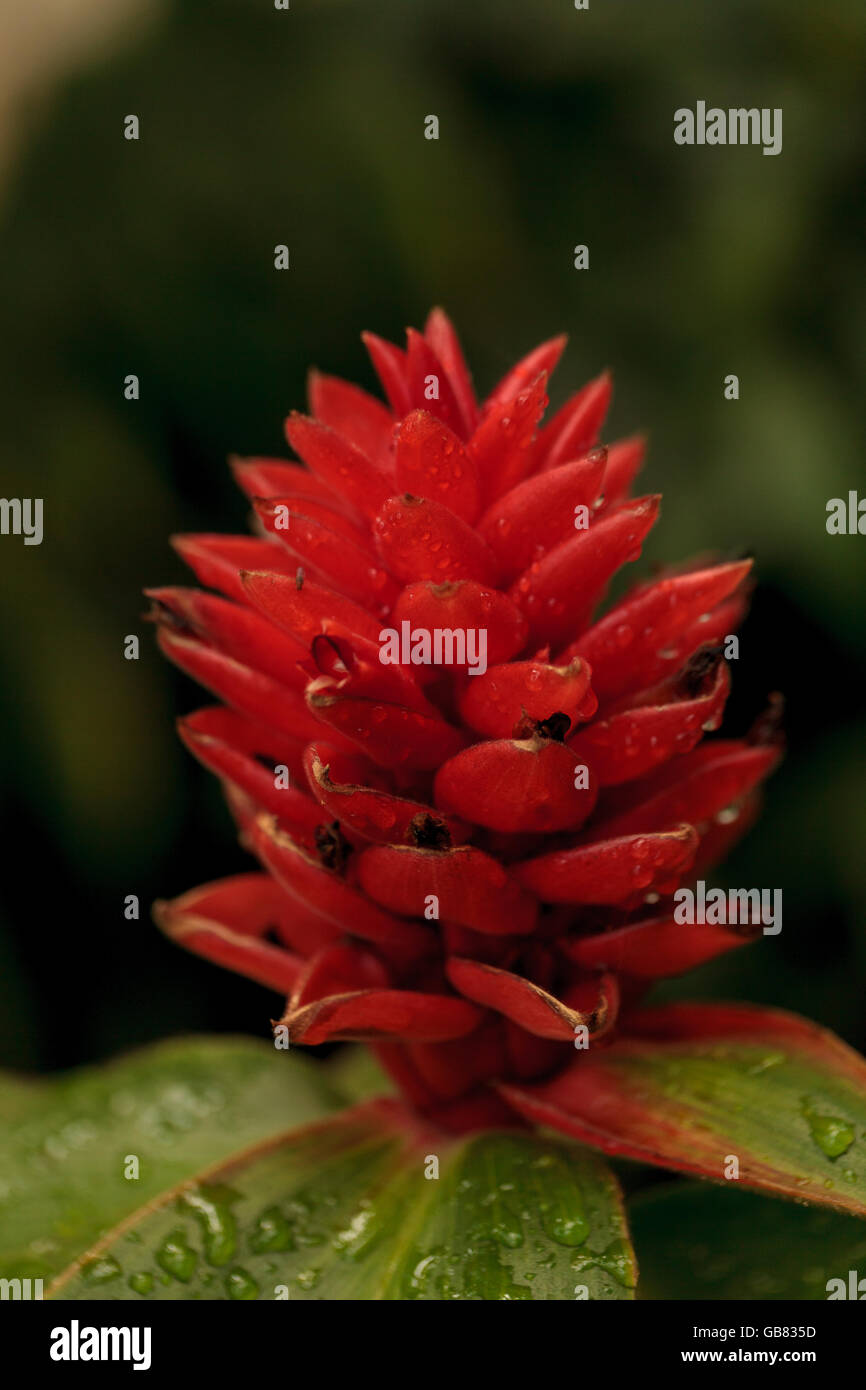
151,310,780,1135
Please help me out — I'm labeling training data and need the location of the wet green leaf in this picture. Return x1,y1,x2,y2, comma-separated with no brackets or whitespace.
49,1100,635,1300
0,1036,338,1283
325,1044,395,1104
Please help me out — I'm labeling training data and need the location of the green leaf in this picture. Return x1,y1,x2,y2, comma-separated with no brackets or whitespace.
0,1036,338,1283
325,1043,395,1105
502,1003,866,1215
631,1182,866,1300
48,1100,635,1300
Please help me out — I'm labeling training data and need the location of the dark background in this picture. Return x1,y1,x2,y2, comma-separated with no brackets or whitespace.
1,0,864,1073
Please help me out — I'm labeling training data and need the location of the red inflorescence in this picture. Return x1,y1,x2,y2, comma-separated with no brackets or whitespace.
150,310,780,1133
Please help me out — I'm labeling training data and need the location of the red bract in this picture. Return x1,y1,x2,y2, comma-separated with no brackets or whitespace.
152,310,781,1137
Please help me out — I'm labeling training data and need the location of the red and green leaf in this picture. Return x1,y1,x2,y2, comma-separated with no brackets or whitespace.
502,1003,866,1216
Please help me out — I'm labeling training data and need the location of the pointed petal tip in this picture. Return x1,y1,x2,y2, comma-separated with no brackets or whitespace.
175,713,209,743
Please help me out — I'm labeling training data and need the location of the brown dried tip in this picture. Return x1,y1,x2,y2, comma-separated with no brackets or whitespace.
678,644,725,697
143,597,192,634
315,820,353,872
409,813,453,851
513,710,571,743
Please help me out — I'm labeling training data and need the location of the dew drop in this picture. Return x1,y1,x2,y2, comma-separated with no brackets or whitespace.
82,1255,122,1285
801,1101,856,1160
550,1214,588,1245
181,1185,238,1266
225,1267,260,1300
250,1205,294,1254
491,1222,524,1250
156,1229,197,1283
128,1271,153,1296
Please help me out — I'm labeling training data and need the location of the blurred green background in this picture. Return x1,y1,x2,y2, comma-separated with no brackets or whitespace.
0,0,864,1072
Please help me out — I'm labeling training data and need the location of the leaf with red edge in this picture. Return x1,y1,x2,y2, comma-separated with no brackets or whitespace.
502,1003,866,1216
44,1099,636,1301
